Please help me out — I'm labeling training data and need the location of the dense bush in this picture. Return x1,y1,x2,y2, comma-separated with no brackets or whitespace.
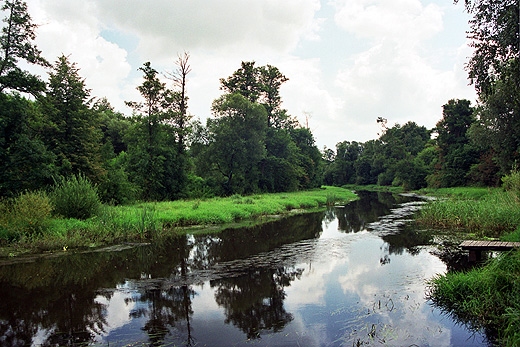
0,191,53,239
51,175,101,220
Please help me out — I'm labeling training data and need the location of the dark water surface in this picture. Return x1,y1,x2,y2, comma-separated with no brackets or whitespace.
0,191,489,346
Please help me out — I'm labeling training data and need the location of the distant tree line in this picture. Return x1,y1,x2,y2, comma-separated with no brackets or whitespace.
322,99,495,190
2,0,519,203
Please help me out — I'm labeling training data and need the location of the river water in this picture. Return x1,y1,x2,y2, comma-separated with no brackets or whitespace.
0,191,489,346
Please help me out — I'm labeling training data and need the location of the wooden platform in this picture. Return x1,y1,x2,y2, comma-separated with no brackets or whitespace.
460,240,520,262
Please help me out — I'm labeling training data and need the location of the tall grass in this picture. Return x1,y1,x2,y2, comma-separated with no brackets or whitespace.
416,188,520,237
427,250,520,346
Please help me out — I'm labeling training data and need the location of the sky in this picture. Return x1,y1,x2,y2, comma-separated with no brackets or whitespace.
24,0,477,150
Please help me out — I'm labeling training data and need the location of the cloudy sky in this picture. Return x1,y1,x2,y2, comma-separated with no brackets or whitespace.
25,0,476,149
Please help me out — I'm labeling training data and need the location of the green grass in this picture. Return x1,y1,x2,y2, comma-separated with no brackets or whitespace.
114,186,357,227
416,188,520,237
427,250,520,346
0,186,357,256
418,186,493,200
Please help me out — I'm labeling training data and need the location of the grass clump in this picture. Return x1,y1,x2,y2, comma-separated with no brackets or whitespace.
427,250,520,346
50,174,101,220
502,168,520,202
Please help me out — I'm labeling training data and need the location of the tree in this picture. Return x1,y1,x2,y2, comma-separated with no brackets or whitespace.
200,93,267,195
41,55,103,182
0,0,48,94
125,62,186,200
220,61,260,103
0,93,55,196
289,127,323,189
376,121,430,187
330,141,362,185
433,99,479,187
165,52,192,153
456,0,520,175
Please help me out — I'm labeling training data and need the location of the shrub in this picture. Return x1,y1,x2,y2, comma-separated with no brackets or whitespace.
0,191,53,239
51,174,101,220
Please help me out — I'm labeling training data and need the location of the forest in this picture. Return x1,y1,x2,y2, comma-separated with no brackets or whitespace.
1,0,519,204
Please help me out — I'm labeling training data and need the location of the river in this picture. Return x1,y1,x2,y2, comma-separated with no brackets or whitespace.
0,191,489,346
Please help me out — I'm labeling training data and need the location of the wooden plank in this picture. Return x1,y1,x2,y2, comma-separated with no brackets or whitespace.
460,240,520,250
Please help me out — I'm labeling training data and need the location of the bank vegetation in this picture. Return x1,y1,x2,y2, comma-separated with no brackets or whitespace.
419,170,520,346
0,182,356,257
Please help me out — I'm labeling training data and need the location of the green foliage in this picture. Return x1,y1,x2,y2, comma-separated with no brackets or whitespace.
202,92,267,196
98,152,137,205
457,1,520,176
125,62,187,201
185,174,213,199
50,174,101,220
502,168,520,201
41,55,104,182
0,93,56,197
0,190,52,240
427,250,520,346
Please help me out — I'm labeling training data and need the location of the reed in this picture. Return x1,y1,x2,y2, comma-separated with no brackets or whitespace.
416,188,520,237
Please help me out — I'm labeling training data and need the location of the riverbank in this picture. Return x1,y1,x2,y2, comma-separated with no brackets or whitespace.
0,186,357,257
417,186,520,346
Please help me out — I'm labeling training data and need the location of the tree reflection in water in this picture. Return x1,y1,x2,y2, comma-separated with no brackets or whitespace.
211,266,302,339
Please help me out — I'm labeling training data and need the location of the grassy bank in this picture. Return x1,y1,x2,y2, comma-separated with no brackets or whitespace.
0,186,357,256
419,186,520,346
416,187,520,238
427,251,520,346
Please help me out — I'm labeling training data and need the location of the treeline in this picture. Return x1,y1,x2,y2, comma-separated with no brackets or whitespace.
322,98,501,190
0,1,322,203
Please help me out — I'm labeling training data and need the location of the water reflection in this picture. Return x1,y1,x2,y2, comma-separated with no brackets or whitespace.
0,192,489,346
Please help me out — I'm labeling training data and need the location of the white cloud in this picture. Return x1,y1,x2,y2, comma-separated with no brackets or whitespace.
333,0,443,45
94,0,322,59
319,0,476,144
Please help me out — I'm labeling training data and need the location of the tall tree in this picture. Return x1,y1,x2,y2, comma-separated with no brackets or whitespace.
0,93,55,196
456,0,520,174
0,0,48,94
220,61,260,103
432,99,479,187
42,55,103,181
200,93,267,196
166,52,192,153
125,62,185,200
